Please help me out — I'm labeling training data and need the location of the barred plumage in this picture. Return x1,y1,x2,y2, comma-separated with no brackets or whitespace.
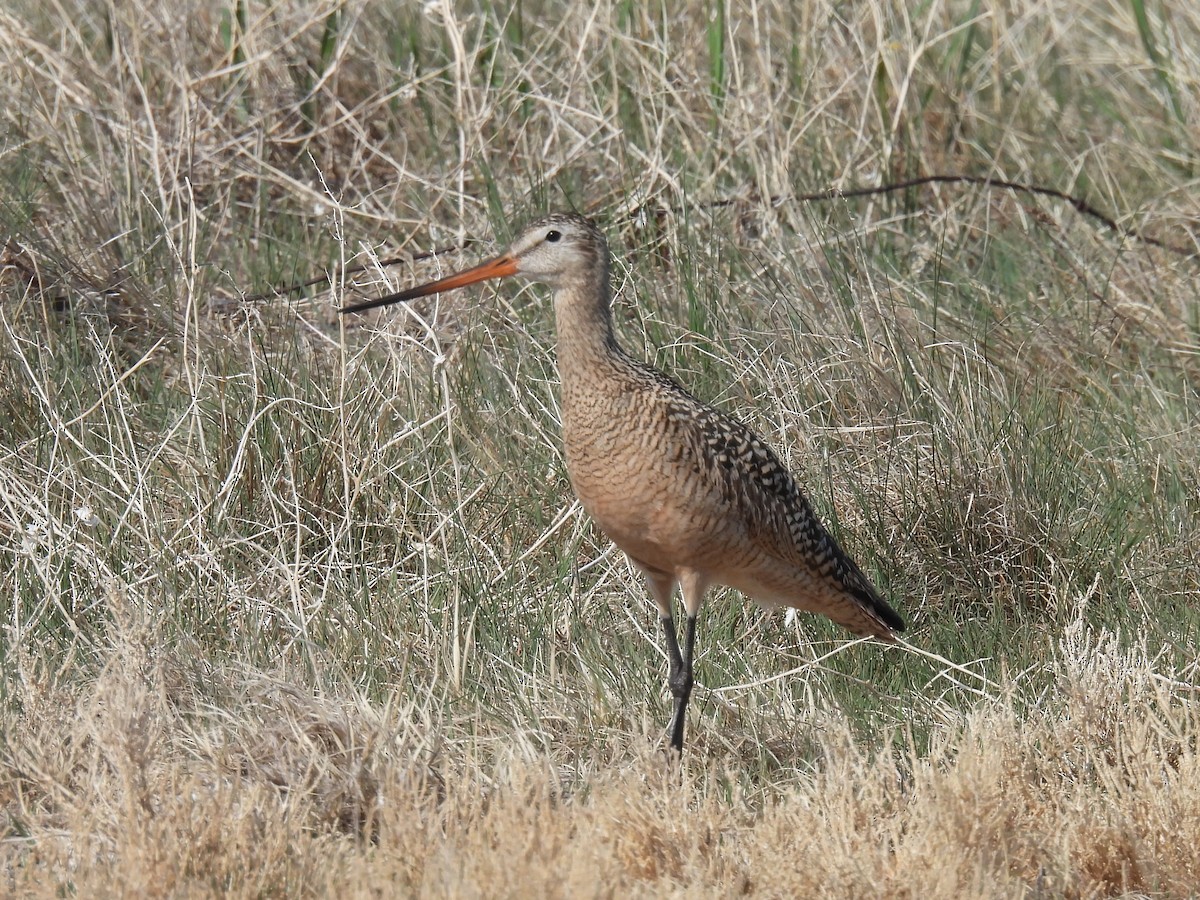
342,212,904,753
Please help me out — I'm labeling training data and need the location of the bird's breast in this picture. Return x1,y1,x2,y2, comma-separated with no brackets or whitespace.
559,384,738,572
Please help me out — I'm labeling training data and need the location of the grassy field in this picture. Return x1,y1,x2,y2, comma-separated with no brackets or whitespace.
1,0,1198,895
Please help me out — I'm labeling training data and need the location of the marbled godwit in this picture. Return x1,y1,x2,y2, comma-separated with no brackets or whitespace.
342,214,904,752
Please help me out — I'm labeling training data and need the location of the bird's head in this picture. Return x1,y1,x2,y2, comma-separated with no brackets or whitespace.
340,213,606,314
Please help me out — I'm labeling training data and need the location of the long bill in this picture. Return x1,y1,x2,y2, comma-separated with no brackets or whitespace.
339,254,519,314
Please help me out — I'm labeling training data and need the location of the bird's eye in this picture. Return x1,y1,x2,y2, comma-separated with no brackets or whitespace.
545,230,562,243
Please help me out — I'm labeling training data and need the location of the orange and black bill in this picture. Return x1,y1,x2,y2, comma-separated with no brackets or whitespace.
339,254,518,314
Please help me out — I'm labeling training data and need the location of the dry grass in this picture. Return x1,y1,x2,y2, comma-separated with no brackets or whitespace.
1,0,1198,896
3,607,1199,897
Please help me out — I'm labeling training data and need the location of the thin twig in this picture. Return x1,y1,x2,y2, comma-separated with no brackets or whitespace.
796,175,1187,254
240,241,473,303
247,174,1196,303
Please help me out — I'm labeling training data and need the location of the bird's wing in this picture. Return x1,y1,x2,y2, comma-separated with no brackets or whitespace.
661,387,904,635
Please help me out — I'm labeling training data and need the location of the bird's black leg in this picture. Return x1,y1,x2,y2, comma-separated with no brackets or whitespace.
663,611,698,753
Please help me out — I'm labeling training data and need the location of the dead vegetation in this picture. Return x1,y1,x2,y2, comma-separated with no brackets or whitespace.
2,607,1198,897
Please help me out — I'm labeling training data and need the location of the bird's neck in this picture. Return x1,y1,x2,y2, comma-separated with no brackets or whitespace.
551,267,628,381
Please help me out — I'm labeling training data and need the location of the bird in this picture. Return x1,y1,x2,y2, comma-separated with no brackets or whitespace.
341,213,904,753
